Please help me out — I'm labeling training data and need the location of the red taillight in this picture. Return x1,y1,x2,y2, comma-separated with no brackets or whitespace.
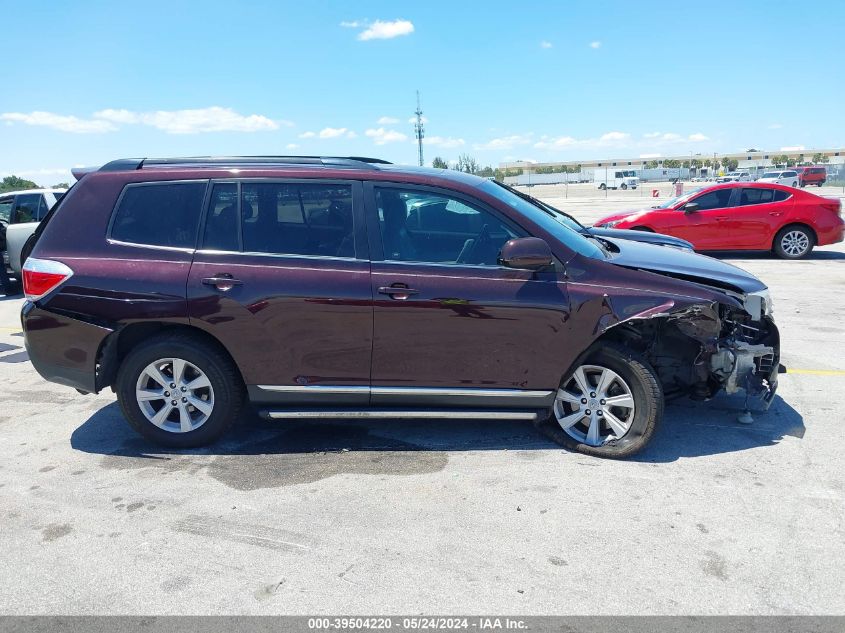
22,258,73,301
821,199,842,217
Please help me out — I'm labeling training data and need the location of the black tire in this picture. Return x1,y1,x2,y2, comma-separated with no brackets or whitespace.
773,224,814,259
535,344,663,459
598,183,606,190
792,181,798,187
818,181,825,187
115,332,245,448
621,183,628,190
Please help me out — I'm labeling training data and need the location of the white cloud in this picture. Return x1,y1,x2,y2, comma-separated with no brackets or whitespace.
408,115,429,124
640,131,709,145
93,107,284,134
643,132,662,139
599,131,629,142
377,116,399,125
318,127,349,139
768,123,783,129
589,41,602,49
299,131,316,138
340,20,363,28
540,41,553,49
356,19,414,41
286,143,299,150
0,111,116,133
365,128,408,145
781,145,805,151
474,134,533,151
533,136,577,149
425,136,465,149
639,153,662,159
346,130,358,139
688,132,709,142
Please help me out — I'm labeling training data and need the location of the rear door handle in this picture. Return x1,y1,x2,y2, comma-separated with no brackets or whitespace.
378,285,419,299
769,212,783,216
202,275,243,291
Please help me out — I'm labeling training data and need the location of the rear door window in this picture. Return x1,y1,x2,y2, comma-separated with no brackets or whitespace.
110,182,207,248
12,194,42,223
739,188,776,206
0,197,12,225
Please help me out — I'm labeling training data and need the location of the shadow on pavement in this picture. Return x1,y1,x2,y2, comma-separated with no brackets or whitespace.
704,249,845,261
71,391,803,465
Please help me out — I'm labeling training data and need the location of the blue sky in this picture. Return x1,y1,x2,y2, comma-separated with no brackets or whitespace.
2,0,843,184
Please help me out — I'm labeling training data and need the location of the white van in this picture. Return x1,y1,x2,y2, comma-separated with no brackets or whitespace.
594,169,638,190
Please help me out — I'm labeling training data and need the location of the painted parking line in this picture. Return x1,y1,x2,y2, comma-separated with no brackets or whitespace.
787,368,845,376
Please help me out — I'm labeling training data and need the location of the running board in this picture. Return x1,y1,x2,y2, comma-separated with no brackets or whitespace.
258,409,541,421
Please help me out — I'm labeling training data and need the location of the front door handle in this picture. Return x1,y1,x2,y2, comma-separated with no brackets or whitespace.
769,212,783,217
202,275,243,291
378,285,419,300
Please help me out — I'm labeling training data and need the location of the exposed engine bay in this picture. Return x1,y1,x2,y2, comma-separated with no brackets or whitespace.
606,294,780,407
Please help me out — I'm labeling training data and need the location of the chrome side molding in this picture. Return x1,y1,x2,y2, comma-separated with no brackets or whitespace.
259,409,540,421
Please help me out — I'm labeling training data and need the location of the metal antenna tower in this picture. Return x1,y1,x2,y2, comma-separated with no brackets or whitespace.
414,91,425,167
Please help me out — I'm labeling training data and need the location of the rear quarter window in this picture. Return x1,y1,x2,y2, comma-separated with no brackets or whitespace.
110,182,207,248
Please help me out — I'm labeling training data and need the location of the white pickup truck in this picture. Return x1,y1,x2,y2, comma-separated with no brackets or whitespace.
1,189,67,283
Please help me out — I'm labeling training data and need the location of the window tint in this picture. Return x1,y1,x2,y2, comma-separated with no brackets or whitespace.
111,182,207,248
202,183,239,251
688,188,732,211
240,182,354,257
739,188,776,206
12,194,41,223
375,187,521,265
0,198,12,225
773,190,790,202
36,195,50,220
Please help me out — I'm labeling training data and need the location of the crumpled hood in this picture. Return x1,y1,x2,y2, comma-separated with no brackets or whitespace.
603,236,767,294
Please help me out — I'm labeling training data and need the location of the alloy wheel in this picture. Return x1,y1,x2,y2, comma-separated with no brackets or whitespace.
554,364,635,446
135,358,215,433
780,230,810,257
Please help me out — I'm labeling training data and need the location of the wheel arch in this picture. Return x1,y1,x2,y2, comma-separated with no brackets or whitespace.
96,322,246,392
773,221,817,249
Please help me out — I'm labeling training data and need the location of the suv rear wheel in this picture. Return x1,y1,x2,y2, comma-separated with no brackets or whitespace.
536,345,662,458
116,333,244,448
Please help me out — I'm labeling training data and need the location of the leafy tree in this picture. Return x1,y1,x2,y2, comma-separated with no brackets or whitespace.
723,158,739,171
51,182,70,189
0,175,39,193
477,165,495,178
663,159,681,168
770,154,788,167
455,153,480,174
644,160,659,169
431,157,449,169
812,153,829,164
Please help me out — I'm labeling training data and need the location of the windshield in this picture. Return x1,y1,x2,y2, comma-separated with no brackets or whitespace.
762,172,779,178
492,181,585,231
479,180,604,259
655,186,704,209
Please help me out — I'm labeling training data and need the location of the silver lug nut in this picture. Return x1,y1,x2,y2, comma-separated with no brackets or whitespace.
585,409,591,415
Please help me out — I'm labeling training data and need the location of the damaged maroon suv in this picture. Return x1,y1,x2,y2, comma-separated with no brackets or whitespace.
21,157,781,458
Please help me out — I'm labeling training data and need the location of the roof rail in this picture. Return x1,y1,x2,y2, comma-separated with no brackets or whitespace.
98,156,391,172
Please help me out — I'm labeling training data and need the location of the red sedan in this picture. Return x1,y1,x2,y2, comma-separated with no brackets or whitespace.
594,182,844,258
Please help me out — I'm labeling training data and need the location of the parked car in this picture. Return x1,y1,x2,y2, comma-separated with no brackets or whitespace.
758,170,799,187
496,183,694,250
794,166,827,187
0,189,66,285
22,156,781,459
594,182,843,258
715,171,751,183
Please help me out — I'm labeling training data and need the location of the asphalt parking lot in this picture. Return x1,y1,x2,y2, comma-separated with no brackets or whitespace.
0,185,843,615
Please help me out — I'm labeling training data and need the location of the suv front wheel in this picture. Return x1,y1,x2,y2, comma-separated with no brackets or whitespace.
116,333,244,448
536,345,662,458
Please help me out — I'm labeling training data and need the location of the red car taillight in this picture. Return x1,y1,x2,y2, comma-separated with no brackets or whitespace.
22,257,74,301
821,200,842,217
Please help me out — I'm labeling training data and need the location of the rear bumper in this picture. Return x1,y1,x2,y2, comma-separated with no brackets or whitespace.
21,302,113,393
817,221,845,246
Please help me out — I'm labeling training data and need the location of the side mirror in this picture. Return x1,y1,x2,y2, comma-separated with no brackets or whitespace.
683,202,700,214
498,237,554,270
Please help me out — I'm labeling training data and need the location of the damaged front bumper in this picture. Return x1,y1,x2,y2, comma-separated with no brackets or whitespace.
710,314,780,408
